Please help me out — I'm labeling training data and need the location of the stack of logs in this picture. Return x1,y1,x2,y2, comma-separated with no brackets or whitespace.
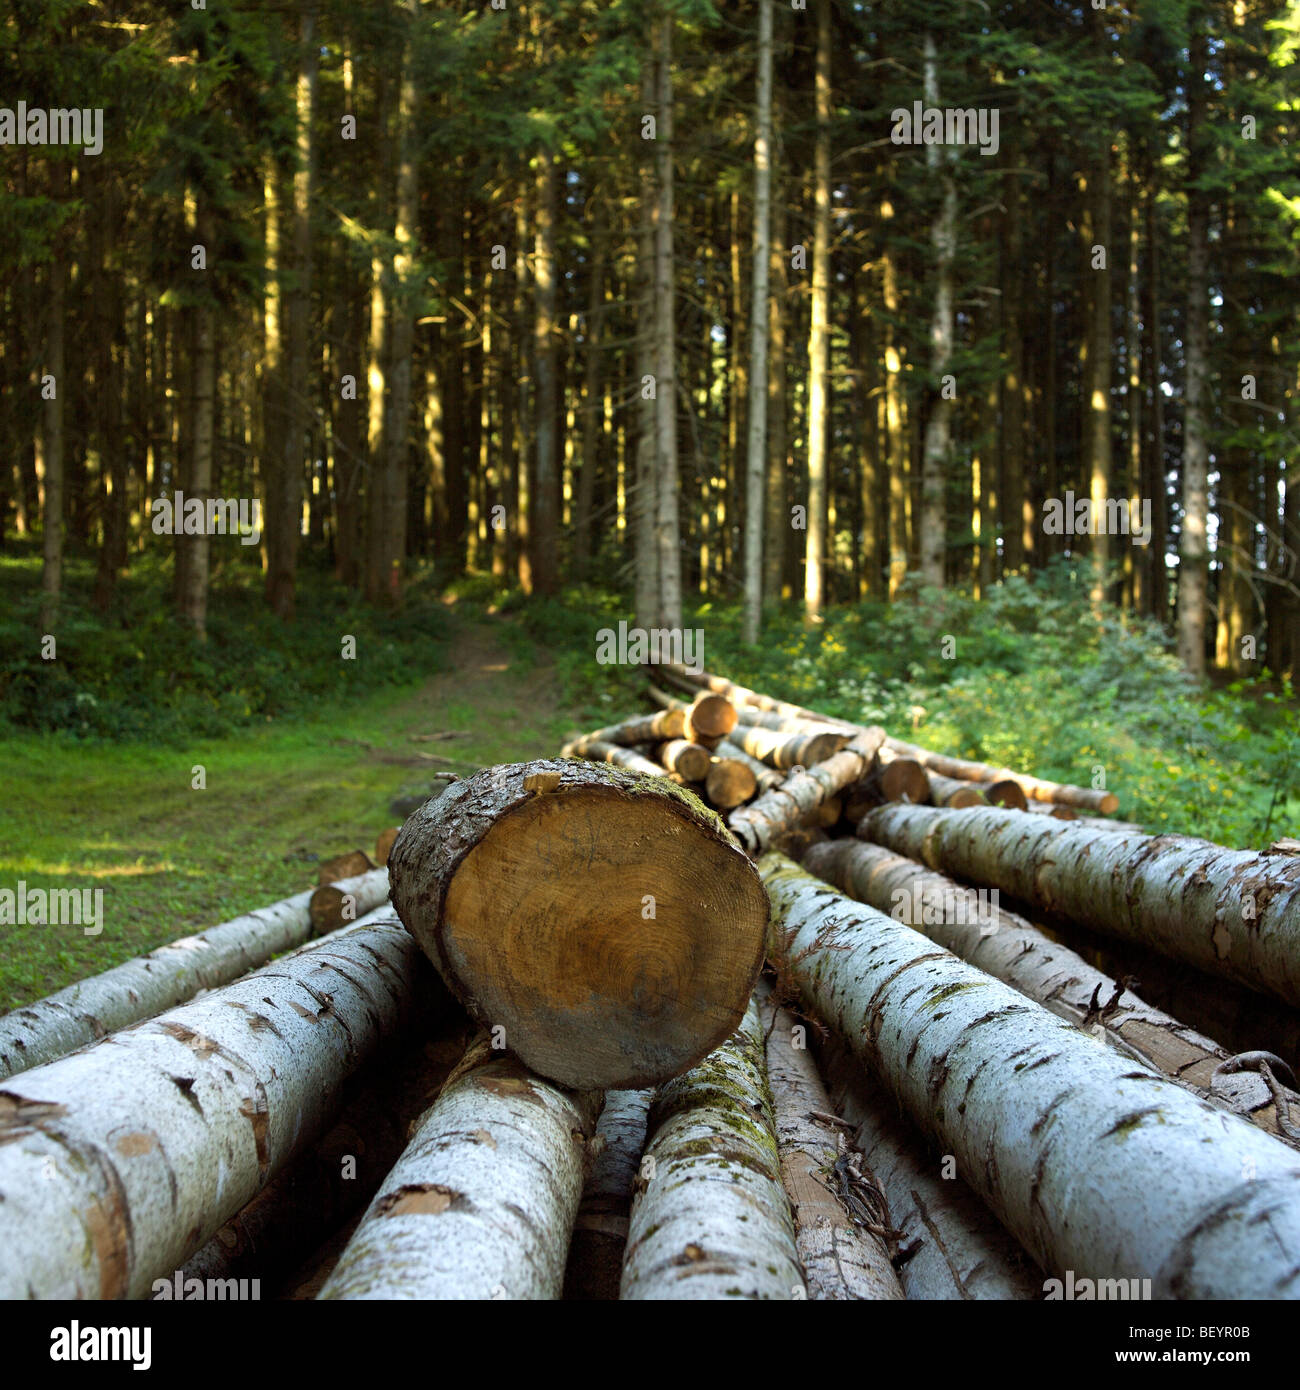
3,662,1299,1301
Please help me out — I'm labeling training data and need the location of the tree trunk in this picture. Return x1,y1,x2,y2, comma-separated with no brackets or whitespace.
759,987,905,1300
574,194,605,577
803,0,831,621
882,224,908,597
742,0,773,644
533,152,560,595
176,199,216,636
1178,9,1211,675
860,803,1300,1008
0,869,391,1081
319,1032,600,1300
1084,134,1114,608
388,760,768,1090
563,1089,653,1299
805,838,1300,1147
762,854,1300,1299
560,736,667,779
634,59,659,627
0,905,435,1299
38,258,65,633
621,996,804,1299
653,13,681,628
764,175,788,603
728,724,848,773
918,34,955,588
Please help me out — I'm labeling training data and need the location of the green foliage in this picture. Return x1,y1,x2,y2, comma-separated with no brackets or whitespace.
0,548,449,743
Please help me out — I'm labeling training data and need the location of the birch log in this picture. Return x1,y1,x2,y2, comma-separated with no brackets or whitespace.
388,759,769,1090
715,738,784,793
560,736,666,778
644,683,737,743
728,727,887,855
704,757,758,810
309,866,391,933
758,987,904,1299
762,853,1300,1298
0,868,390,1081
652,663,859,735
564,1088,653,1299
587,709,686,745
0,904,438,1299
319,1034,602,1299
924,770,986,808
804,838,1300,1147
817,1040,1043,1299
620,997,804,1299
861,803,1300,1010
730,723,847,770
169,1026,472,1293
656,739,712,783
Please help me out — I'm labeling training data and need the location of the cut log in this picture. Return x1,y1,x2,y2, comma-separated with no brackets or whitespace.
925,770,986,808
732,704,843,738
309,866,392,934
714,738,784,792
318,1033,602,1300
817,1040,1043,1299
388,759,769,1090
560,735,666,778
981,778,1028,810
727,724,847,772
874,748,930,803
762,853,1300,1298
727,727,887,855
644,683,738,743
563,1089,654,1300
0,904,440,1299
316,849,376,884
861,803,1300,1010
758,986,904,1300
0,868,389,1082
656,738,712,783
587,709,686,745
704,756,758,810
620,997,805,1299
804,838,1300,1148
652,662,858,735
374,826,400,866
165,1026,471,1295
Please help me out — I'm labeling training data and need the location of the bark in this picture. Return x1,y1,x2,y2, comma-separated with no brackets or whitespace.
315,850,376,885
584,710,686,746
634,58,659,627
919,34,955,588
38,231,65,632
563,1089,653,1299
319,1034,602,1299
0,869,389,1081
805,839,1300,1148
860,803,1300,1009
620,997,804,1299
0,906,437,1299
168,1026,470,1293
388,759,768,1089
742,0,773,645
175,219,216,636
764,170,788,603
728,728,887,855
804,0,831,621
818,1039,1043,1299
762,854,1300,1298
758,987,904,1299
926,770,987,808
1084,129,1113,607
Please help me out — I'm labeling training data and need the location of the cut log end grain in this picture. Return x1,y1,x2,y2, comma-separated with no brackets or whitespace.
926,770,986,808
704,756,758,810
683,692,737,742
316,849,376,885
878,756,929,804
657,739,712,783
389,760,770,1091
983,778,1029,811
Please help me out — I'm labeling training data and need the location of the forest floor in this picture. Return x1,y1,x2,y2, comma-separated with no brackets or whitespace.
0,602,578,1011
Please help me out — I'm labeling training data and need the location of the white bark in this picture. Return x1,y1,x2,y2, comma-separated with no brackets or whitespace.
758,986,904,1299
621,997,804,1299
861,803,1300,1009
0,904,433,1299
0,868,390,1081
805,838,1300,1148
818,1040,1043,1299
762,853,1300,1298
319,1034,601,1299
